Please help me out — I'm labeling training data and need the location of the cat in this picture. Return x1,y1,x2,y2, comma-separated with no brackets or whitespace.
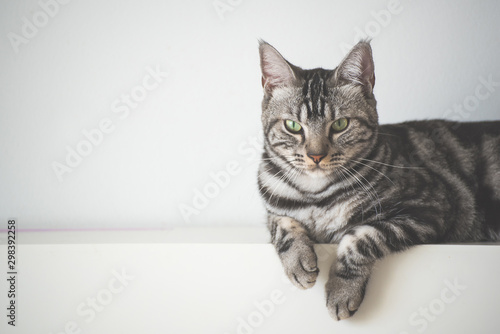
257,39,500,321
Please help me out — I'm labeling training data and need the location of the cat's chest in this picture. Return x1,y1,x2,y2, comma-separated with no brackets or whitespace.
288,198,359,242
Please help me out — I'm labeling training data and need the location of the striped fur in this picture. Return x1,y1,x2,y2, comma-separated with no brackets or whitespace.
258,40,500,320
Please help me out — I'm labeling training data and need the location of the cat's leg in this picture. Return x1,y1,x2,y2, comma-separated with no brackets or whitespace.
269,214,319,289
325,228,375,321
325,223,433,320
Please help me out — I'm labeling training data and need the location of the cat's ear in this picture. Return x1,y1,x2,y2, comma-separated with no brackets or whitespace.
334,40,375,92
259,40,296,94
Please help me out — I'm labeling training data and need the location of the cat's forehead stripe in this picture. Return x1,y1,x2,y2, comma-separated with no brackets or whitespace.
301,70,332,120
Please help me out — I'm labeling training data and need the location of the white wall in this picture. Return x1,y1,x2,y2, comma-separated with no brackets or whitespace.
1,0,499,230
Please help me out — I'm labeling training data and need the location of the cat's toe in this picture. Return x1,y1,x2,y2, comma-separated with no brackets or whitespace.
299,264,319,288
327,299,358,321
326,293,354,320
287,258,319,289
282,244,319,289
300,252,319,273
325,277,365,321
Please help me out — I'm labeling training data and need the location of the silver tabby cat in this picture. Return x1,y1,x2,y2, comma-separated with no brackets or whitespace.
257,40,500,320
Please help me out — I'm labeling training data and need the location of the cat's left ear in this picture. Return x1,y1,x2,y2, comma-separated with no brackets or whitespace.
333,40,375,93
259,40,296,94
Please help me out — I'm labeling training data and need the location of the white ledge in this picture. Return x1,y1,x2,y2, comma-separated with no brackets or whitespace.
0,226,270,244
1,229,499,334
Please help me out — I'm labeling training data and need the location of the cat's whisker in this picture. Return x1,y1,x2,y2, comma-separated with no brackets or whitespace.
339,165,382,219
256,154,300,180
350,159,395,186
348,167,383,220
359,157,423,170
267,167,300,205
259,155,297,162
289,166,303,187
377,132,400,138
258,168,285,195
335,168,354,193
261,164,296,202
334,168,366,223
256,166,278,181
256,155,303,169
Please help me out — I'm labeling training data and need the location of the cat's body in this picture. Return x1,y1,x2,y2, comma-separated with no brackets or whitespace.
261,120,500,243
257,40,500,320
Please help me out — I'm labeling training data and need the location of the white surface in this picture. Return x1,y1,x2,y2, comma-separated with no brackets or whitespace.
0,227,270,244
1,232,500,333
1,1,500,230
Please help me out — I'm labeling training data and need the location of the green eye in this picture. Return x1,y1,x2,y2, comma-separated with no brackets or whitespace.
332,118,349,132
285,120,302,133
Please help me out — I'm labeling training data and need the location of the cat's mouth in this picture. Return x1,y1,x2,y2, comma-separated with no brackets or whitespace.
305,164,334,176
309,164,324,171
302,161,344,177
300,154,345,175
288,156,344,176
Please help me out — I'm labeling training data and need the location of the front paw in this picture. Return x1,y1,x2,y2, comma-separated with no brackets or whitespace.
325,275,367,321
280,241,319,289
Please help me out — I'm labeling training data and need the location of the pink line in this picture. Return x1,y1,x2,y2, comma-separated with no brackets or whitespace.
0,227,173,233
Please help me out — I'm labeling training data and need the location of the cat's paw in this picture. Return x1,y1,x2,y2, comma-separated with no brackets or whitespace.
280,242,319,289
325,275,367,321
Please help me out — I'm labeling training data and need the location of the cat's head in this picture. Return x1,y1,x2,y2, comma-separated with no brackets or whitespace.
259,40,379,179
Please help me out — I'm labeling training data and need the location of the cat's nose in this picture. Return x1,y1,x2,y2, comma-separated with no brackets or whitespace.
307,153,326,164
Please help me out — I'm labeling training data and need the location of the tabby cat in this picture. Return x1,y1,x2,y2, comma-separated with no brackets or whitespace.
257,40,500,320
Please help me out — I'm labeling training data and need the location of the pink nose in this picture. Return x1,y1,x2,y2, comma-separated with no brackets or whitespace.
307,154,326,164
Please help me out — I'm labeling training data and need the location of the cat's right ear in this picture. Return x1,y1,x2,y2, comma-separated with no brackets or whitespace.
259,40,296,94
